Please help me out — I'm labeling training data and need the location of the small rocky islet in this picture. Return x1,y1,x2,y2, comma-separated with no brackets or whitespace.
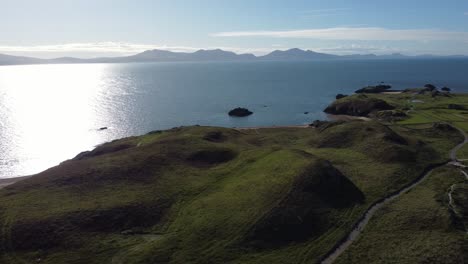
228,107,253,117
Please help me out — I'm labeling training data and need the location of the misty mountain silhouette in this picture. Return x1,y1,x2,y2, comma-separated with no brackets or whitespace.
0,48,466,65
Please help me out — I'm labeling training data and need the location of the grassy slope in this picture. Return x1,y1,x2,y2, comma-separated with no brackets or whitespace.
335,166,467,264
0,119,461,264
331,91,468,263
0,92,466,264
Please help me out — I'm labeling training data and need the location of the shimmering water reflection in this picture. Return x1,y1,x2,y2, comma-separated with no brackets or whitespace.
1,60,468,178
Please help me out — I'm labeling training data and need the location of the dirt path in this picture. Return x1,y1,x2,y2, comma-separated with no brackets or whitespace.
450,126,468,162
320,124,468,264
461,170,468,180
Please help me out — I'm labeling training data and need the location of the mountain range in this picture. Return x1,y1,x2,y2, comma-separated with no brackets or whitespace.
1,48,466,65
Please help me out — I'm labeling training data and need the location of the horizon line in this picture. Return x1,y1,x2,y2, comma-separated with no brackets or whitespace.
1,47,468,61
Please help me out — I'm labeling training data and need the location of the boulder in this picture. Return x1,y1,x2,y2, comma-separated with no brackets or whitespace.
424,84,437,91
335,94,348,99
441,87,451,92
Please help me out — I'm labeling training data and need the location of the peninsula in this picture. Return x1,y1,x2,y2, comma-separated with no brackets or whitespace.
0,86,466,264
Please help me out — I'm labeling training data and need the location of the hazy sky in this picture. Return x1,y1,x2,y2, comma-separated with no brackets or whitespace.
2,0,468,58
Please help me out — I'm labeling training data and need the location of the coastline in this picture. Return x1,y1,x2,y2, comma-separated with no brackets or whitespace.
0,90,462,190
326,114,371,122
0,176,31,189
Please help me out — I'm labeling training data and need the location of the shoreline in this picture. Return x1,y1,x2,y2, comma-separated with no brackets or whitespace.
1,89,460,190
234,124,310,130
0,176,31,189
0,115,370,187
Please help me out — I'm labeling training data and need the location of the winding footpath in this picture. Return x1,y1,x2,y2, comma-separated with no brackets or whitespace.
321,124,468,264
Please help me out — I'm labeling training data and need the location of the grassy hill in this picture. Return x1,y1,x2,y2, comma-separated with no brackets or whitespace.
0,91,466,263
335,166,467,264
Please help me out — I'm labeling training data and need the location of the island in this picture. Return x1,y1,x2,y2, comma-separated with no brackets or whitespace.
228,107,253,117
0,87,466,264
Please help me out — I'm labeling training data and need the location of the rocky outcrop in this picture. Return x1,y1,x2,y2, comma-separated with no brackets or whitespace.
441,87,451,92
324,97,395,117
355,84,391,94
372,110,408,121
228,107,253,117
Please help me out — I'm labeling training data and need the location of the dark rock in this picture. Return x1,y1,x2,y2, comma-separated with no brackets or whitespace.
335,94,348,99
304,111,309,114
324,97,395,117
99,127,108,130
228,107,253,117
441,87,451,92
355,84,391,94
448,104,466,110
373,110,408,121
424,84,437,91
146,130,162,135
431,90,441,97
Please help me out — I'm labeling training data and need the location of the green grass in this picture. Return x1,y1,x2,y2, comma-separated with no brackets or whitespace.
334,166,467,264
458,144,468,160
0,92,466,264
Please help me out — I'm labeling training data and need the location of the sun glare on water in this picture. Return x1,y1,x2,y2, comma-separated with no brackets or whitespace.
0,64,116,178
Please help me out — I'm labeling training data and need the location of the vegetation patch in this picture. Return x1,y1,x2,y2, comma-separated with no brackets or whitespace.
186,148,237,166
203,131,227,142
0,92,466,263
246,159,364,248
324,97,395,116
335,167,467,264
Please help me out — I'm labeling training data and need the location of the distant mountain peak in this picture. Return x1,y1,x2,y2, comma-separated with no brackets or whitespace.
261,48,338,61
287,48,305,52
0,48,466,66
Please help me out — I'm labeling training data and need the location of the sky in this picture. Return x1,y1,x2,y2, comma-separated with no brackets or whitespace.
1,0,468,58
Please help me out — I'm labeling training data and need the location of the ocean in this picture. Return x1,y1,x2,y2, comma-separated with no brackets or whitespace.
1,59,467,178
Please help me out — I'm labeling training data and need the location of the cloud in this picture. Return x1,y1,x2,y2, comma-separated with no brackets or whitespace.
0,42,280,57
212,27,468,41
0,42,200,54
313,44,404,55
